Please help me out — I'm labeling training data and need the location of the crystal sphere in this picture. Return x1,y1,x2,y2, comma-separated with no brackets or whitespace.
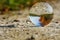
29,2,53,27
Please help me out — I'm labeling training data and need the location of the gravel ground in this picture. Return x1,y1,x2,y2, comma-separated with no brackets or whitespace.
0,1,60,40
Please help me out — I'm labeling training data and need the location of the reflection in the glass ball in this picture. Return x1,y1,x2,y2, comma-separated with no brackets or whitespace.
29,14,53,27
29,16,42,26
39,14,53,27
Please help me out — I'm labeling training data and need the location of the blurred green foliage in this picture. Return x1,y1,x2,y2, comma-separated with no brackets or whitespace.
0,0,47,11
0,0,34,10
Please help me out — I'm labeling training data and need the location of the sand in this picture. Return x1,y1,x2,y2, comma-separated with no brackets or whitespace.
0,1,60,40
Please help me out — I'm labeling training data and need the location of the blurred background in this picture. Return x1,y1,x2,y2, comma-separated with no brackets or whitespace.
0,0,58,14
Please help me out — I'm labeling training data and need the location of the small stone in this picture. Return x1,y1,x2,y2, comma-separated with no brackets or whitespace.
55,22,58,23
13,20,20,22
26,33,29,35
30,36,35,40
26,36,35,40
2,17,6,19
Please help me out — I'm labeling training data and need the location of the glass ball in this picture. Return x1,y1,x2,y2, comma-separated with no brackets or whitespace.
29,2,53,27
